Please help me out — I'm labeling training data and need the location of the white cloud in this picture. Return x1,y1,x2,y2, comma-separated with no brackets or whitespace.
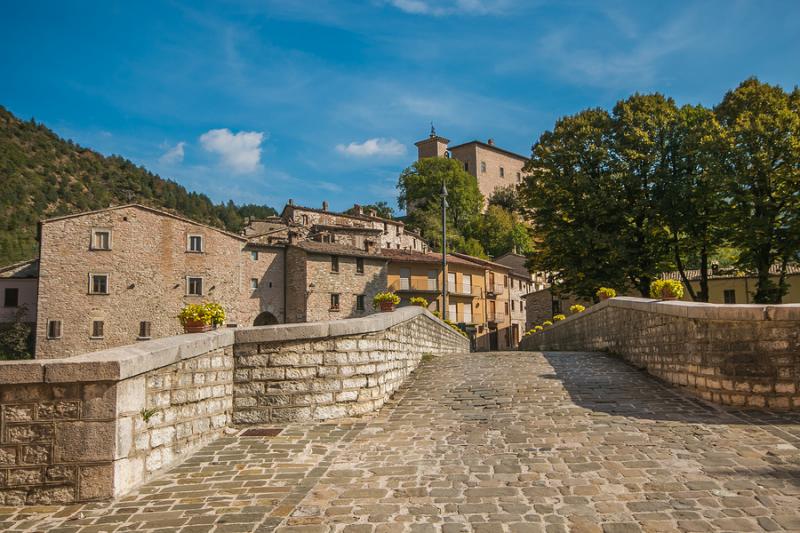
159,141,186,165
387,0,512,16
199,128,265,173
336,138,407,158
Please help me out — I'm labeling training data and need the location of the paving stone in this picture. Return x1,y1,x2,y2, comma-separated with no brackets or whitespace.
2,351,800,532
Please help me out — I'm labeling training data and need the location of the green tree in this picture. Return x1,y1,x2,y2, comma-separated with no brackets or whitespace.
487,185,521,212
656,104,728,301
469,205,532,257
610,93,677,296
715,78,800,303
0,306,34,360
520,109,629,300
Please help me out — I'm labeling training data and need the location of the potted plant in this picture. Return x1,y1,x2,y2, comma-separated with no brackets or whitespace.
373,292,400,312
553,314,566,322
569,304,585,314
596,287,617,301
649,279,685,301
178,302,226,333
409,296,429,308
533,325,544,333
542,320,553,328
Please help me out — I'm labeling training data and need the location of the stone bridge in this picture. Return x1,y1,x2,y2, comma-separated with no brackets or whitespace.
1,301,799,532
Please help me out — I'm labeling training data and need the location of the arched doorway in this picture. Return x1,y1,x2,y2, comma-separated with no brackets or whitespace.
253,311,279,326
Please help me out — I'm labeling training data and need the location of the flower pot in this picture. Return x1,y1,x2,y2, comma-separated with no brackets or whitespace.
599,294,611,301
184,320,212,333
659,289,679,300
379,302,395,312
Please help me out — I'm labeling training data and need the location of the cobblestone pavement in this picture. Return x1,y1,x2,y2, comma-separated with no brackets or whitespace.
3,351,800,533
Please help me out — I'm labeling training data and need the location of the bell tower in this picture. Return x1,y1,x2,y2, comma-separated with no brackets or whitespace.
414,123,449,159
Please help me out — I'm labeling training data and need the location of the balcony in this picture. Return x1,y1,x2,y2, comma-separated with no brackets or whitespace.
486,283,506,297
390,279,439,294
487,310,507,324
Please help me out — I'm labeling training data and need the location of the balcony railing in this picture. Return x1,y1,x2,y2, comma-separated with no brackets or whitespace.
390,279,439,293
448,284,482,297
487,310,507,323
486,283,506,297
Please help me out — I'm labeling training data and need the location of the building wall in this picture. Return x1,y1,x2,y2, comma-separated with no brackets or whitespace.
0,279,37,323
525,288,591,331
449,144,527,203
520,298,800,410
679,274,800,304
35,206,282,359
285,246,309,323
507,274,528,347
243,245,285,326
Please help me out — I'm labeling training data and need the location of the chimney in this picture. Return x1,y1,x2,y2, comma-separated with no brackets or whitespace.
322,200,329,212
354,204,363,216
487,138,495,146
368,209,377,217
287,199,294,206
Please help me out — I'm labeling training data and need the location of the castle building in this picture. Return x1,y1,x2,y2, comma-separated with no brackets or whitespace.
414,128,529,204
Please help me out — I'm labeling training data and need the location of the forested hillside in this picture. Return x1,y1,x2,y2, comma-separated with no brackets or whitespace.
0,105,276,265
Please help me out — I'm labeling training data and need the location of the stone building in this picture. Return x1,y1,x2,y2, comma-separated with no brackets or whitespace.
0,259,38,324
285,240,388,323
415,128,529,205
34,205,285,358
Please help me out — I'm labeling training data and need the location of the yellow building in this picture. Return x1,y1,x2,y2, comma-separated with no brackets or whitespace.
662,266,800,304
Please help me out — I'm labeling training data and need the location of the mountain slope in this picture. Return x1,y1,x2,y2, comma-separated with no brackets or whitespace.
0,105,276,265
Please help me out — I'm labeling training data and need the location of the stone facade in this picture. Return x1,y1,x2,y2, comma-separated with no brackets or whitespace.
520,297,800,409
233,307,468,424
34,205,285,358
0,306,466,504
285,242,388,323
525,288,589,330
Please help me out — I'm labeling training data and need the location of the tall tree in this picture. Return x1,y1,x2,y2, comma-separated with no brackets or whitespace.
610,93,677,296
469,205,532,257
520,109,629,300
715,78,800,303
656,104,728,301
398,157,484,248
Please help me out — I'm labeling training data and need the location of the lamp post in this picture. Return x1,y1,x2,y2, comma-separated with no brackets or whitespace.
441,179,448,321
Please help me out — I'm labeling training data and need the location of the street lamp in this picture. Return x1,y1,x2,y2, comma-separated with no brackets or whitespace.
441,179,448,321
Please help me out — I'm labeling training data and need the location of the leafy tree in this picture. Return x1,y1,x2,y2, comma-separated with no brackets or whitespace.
715,78,800,303
656,104,728,301
610,93,677,296
520,109,630,300
487,185,521,212
0,306,34,360
469,205,532,257
345,201,395,219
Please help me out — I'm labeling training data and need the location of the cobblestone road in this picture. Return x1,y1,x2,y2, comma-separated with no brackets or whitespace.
3,351,800,532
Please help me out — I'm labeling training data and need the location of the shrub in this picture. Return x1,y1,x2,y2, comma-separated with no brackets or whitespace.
409,296,429,307
553,314,566,321
178,302,226,326
596,287,616,299
569,304,585,314
373,292,400,309
533,325,543,332
650,279,685,299
443,318,469,338
542,320,553,327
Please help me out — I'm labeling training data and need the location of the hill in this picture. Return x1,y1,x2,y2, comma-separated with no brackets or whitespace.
0,105,277,266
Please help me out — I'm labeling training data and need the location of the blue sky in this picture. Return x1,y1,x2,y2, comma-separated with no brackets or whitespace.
2,1,799,213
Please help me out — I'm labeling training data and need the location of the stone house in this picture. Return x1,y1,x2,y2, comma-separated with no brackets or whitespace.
0,259,38,324
414,129,529,206
493,253,535,346
285,240,388,323
34,205,285,358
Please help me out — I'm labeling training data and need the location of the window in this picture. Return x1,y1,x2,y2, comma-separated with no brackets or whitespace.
480,161,486,173
331,256,339,273
517,172,521,182
400,268,411,290
250,278,259,290
138,321,152,339
356,295,365,311
448,303,457,321
383,222,388,235
251,251,259,261
427,270,438,290
187,277,203,296
4,288,19,308
330,293,340,311
512,300,516,311
724,289,736,304
89,274,109,295
503,275,508,287
500,166,505,178
505,302,510,315
463,274,472,295
188,235,203,252
463,305,472,324
91,229,111,250
47,320,62,339
302,215,309,225
91,320,104,339
355,257,364,274
448,272,456,292
395,225,400,236
464,162,469,172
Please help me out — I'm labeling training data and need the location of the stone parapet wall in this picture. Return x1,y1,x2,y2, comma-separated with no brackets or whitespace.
0,307,467,504
520,297,800,410
233,308,468,424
